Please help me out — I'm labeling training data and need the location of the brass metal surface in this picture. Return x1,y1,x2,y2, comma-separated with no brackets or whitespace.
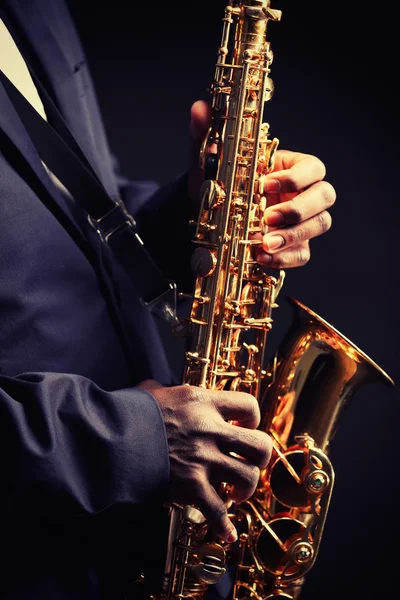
154,2,394,599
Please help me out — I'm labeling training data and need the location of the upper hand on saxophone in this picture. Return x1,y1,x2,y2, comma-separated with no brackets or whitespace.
188,100,336,270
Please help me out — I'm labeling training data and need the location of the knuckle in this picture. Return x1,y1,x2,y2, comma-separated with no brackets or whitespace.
232,392,260,427
259,433,273,467
270,245,310,269
284,174,301,193
269,253,286,268
286,200,304,224
249,464,261,487
285,226,303,246
317,210,332,233
241,465,260,498
270,250,296,268
181,384,200,404
319,181,336,207
244,393,261,425
232,463,260,501
250,432,272,468
312,157,327,180
297,244,311,265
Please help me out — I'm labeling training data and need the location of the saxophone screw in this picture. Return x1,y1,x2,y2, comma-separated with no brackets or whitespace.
291,542,314,565
306,470,328,494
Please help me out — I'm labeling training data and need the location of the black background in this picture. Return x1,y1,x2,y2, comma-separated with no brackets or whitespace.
67,1,398,598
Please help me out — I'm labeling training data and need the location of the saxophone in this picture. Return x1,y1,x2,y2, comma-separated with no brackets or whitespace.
155,2,394,599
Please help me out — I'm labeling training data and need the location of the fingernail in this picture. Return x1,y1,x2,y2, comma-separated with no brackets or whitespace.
264,210,284,227
227,529,238,543
264,178,281,193
263,234,285,251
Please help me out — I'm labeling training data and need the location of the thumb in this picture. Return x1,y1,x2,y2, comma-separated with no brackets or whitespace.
189,99,212,169
188,100,212,205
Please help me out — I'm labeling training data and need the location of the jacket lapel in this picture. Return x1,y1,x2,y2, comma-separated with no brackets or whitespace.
1,0,119,199
0,79,86,231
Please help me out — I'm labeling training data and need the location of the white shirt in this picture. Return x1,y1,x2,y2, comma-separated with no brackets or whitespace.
0,18,47,120
1,17,73,199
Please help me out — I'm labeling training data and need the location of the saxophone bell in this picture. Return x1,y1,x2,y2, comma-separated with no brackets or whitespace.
260,297,394,451
231,297,394,600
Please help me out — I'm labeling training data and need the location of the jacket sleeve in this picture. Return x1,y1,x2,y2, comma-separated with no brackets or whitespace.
0,371,170,522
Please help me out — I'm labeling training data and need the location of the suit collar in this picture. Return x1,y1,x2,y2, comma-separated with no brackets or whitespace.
0,0,118,199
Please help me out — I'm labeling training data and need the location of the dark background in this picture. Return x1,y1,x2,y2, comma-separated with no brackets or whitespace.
67,1,398,598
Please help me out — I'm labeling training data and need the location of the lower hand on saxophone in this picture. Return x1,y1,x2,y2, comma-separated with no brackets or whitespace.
188,100,337,269
137,379,272,544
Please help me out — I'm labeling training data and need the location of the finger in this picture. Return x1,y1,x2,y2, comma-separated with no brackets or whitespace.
208,389,261,429
263,181,336,229
209,454,260,504
218,426,273,469
195,479,238,543
256,241,311,269
262,210,332,253
264,152,326,195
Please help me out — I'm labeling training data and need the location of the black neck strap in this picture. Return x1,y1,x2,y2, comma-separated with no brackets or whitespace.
0,69,178,326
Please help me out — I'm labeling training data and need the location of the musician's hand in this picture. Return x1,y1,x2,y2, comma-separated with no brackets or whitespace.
188,100,336,268
137,379,272,543
255,149,336,268
188,99,212,214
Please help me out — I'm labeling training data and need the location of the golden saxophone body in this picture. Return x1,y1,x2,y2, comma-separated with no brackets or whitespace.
155,2,394,599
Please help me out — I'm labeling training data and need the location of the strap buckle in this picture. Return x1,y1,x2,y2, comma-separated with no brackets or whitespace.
87,197,136,245
88,198,180,328
146,281,180,328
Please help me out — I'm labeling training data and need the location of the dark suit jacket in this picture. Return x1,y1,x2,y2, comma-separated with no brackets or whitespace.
0,0,193,597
